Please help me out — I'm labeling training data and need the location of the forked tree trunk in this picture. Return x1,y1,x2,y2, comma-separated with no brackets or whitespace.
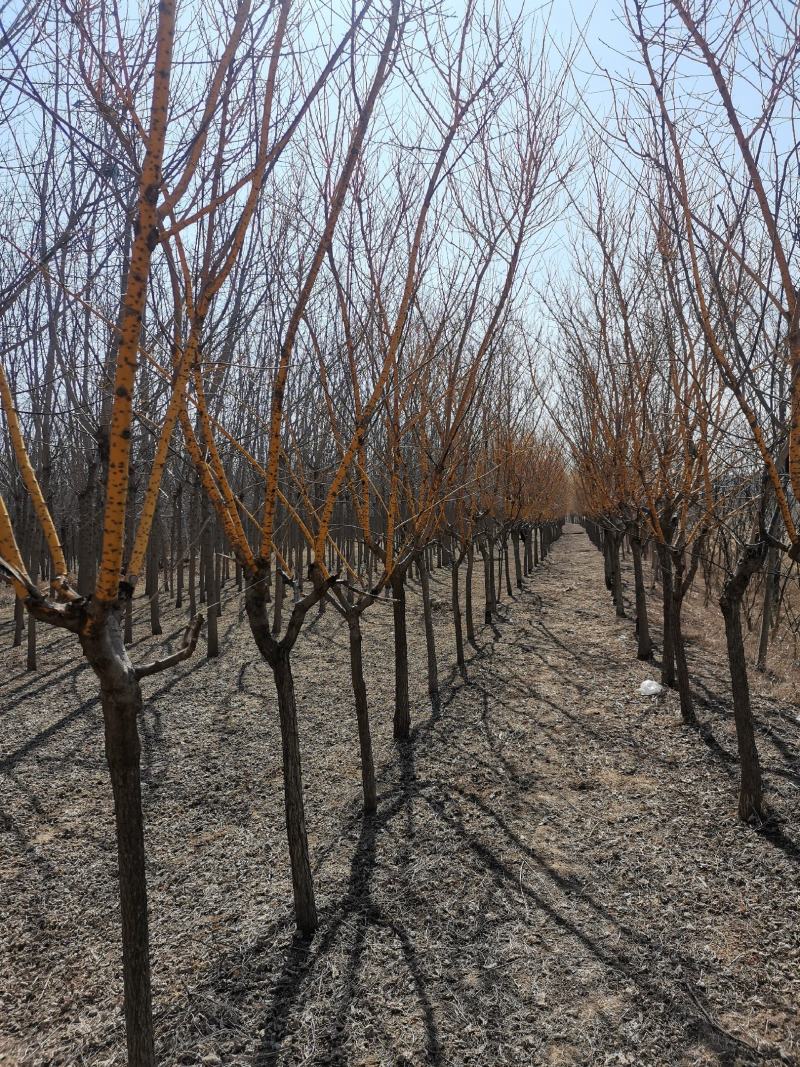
80,607,154,1067
630,535,652,660
392,569,410,739
720,546,765,821
347,611,377,814
245,574,317,934
418,553,439,713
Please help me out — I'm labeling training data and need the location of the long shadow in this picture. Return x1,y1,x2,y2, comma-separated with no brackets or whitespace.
0,689,100,773
249,737,441,1066
420,786,780,1065
757,822,800,866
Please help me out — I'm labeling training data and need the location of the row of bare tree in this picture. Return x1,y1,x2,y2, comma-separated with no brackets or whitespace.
0,2,571,1062
551,0,800,824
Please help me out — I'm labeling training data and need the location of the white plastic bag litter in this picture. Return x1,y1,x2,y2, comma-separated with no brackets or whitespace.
638,679,663,697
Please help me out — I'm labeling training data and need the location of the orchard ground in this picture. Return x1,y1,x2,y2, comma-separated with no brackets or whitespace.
1,524,798,1066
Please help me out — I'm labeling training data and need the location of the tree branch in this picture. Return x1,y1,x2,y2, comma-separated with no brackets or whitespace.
134,614,204,679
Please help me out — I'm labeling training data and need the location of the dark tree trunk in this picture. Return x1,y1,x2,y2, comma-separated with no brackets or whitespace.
272,652,318,933
146,523,162,636
656,544,676,688
124,597,133,646
481,543,494,624
214,548,223,616
392,569,410,740
609,533,624,617
26,611,37,671
465,543,475,644
188,547,197,619
602,534,613,593
630,535,652,660
175,485,184,610
756,545,779,672
419,553,439,713
80,608,155,1067
670,552,694,724
272,568,284,636
13,597,24,647
77,463,98,596
204,522,218,658
511,530,523,589
451,557,465,669
720,546,765,821
245,573,318,935
495,539,503,602
347,611,377,814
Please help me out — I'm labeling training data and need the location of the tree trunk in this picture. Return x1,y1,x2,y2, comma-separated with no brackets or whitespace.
77,463,98,596
347,612,377,814
146,524,162,636
720,547,765,821
13,597,24,647
503,537,513,596
511,530,523,589
656,544,675,688
204,523,218,658
26,611,37,671
124,597,133,646
630,536,652,660
272,651,318,934
392,570,410,740
175,484,184,609
756,544,779,672
670,553,694,724
495,539,503,603
272,568,284,636
80,609,155,1067
609,533,625,617
481,543,493,623
465,543,475,643
451,558,465,669
418,553,439,713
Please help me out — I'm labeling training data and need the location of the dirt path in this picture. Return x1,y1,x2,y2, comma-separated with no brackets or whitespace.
1,524,798,1066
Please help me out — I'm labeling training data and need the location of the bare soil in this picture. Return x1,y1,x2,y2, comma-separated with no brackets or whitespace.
1,524,798,1066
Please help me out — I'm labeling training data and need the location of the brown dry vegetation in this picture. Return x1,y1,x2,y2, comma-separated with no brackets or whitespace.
2,525,798,1067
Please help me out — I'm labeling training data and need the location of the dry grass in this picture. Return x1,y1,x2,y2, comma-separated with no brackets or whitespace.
1,526,798,1066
